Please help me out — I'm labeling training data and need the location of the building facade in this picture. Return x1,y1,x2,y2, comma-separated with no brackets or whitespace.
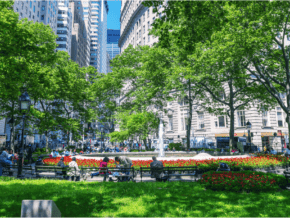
107,29,120,73
13,0,73,56
118,0,289,151
56,0,72,56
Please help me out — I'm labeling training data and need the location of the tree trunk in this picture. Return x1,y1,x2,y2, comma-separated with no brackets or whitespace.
143,139,147,151
229,79,235,153
187,79,192,151
148,137,152,149
45,131,49,152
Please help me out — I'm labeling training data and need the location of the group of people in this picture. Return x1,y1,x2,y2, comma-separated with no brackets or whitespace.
0,148,20,176
50,149,79,158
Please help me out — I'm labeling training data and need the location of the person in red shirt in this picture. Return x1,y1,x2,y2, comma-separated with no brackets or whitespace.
91,157,112,181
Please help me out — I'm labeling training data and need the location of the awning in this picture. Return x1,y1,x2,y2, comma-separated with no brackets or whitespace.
261,132,286,137
215,133,248,137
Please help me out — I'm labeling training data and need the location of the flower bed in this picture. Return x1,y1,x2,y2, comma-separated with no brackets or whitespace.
200,171,287,192
43,156,289,170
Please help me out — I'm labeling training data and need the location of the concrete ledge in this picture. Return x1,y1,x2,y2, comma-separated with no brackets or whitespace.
21,200,61,217
80,151,196,157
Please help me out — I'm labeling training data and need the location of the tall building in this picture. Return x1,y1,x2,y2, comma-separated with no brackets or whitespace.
56,0,72,56
73,0,108,72
13,0,58,33
13,0,73,56
107,29,120,73
118,0,289,150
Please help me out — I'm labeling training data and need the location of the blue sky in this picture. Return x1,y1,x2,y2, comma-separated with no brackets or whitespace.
107,0,121,29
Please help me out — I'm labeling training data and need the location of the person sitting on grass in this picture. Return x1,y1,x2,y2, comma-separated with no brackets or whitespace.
91,157,113,181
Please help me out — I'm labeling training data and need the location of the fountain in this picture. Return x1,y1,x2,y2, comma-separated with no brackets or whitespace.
158,113,165,157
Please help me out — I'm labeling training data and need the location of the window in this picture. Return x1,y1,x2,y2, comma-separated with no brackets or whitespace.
20,12,22,17
32,15,34,19
47,17,49,23
153,17,155,21
147,21,150,31
57,30,67,34
57,44,66,48
143,14,145,22
16,8,18,12
237,111,246,127
22,3,23,9
137,32,138,39
77,7,80,9
42,6,45,11
143,37,145,45
37,11,39,17
41,15,44,20
77,1,81,4
38,2,40,7
277,107,284,127
198,112,205,129
139,30,141,38
147,9,149,17
262,110,269,126
143,25,145,34
29,11,31,18
33,6,35,12
219,91,225,100
30,1,32,8
215,116,226,128
168,117,173,131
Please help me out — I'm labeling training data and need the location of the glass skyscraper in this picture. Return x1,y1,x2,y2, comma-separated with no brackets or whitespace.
107,29,120,72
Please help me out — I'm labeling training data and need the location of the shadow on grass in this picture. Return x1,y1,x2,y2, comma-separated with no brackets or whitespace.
0,177,290,217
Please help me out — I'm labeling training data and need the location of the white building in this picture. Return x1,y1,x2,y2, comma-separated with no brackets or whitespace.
13,0,72,56
118,0,289,151
56,0,72,56
13,0,58,33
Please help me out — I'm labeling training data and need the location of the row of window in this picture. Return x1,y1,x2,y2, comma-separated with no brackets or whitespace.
167,108,286,131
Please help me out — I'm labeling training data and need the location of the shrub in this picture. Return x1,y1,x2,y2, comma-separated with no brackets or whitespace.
200,171,287,192
168,143,183,151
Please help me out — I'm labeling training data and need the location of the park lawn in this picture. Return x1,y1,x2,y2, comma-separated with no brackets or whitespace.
0,177,290,217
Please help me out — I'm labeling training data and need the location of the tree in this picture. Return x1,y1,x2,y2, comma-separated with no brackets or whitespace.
109,111,159,149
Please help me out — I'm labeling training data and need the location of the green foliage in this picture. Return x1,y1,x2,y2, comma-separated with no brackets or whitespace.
1,179,290,217
168,143,183,151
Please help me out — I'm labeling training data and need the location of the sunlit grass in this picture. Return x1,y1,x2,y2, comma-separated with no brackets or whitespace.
0,176,290,217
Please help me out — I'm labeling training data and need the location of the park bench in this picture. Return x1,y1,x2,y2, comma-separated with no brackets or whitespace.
1,163,34,177
35,166,73,179
139,166,199,182
79,166,137,182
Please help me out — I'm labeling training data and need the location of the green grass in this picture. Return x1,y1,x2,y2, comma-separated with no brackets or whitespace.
0,177,290,217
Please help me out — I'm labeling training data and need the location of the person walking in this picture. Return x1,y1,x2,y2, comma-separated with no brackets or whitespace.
27,145,34,164
114,156,132,181
67,157,80,181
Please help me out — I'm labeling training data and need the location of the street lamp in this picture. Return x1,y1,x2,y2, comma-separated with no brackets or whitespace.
8,118,14,150
100,127,104,150
246,120,252,152
17,90,31,178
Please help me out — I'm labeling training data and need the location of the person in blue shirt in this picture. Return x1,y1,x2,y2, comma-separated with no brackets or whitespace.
64,150,70,156
0,148,12,175
270,148,277,155
55,149,60,157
